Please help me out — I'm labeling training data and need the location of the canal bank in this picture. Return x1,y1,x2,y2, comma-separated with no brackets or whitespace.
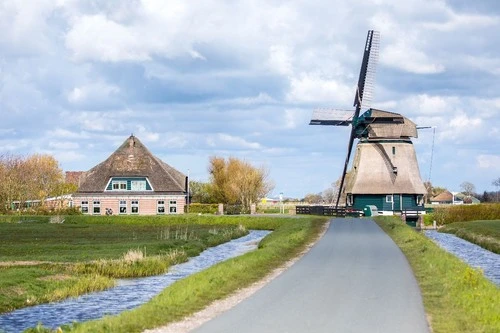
375,217,500,333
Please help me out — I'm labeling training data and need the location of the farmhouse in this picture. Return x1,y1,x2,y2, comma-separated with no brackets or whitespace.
73,135,188,215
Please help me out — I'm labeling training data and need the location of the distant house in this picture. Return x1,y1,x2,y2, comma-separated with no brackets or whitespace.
430,190,454,205
430,190,480,205
73,135,188,215
454,192,481,205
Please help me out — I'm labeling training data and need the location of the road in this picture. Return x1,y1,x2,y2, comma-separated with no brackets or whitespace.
193,218,430,333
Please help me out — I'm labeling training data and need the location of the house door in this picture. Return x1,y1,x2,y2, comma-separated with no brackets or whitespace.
393,194,402,212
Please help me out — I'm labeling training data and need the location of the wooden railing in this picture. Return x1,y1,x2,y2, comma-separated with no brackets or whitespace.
296,205,347,217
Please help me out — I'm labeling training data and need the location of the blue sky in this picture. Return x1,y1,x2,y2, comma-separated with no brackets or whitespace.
1,0,499,198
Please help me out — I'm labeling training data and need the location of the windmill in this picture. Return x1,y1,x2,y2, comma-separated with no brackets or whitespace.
310,30,426,215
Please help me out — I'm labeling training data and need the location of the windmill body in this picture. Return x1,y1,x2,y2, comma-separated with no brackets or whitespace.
310,31,426,215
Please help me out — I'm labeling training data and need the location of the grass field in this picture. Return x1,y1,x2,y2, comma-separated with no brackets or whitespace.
439,220,500,254
375,216,500,333
0,218,250,313
15,215,328,332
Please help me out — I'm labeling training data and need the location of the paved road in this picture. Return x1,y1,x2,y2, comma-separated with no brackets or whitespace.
193,218,429,333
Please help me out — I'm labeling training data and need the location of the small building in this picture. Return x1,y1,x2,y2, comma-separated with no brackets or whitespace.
430,190,454,205
430,191,480,205
73,135,188,215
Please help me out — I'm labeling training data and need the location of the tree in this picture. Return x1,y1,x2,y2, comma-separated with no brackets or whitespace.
189,180,214,203
208,157,274,212
0,153,65,212
460,181,476,198
493,177,500,202
303,193,323,204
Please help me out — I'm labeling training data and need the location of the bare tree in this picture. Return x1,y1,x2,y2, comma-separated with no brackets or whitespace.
493,177,500,202
460,181,476,199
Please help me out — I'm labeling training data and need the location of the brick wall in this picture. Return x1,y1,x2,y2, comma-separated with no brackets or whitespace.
74,196,186,215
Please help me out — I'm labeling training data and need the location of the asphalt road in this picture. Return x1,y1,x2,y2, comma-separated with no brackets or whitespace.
193,218,430,333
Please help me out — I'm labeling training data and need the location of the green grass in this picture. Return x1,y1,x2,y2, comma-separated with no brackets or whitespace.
0,265,114,313
375,216,500,333
0,217,252,313
440,220,500,254
34,215,328,332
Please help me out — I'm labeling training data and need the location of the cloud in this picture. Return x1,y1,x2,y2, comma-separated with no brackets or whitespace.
477,155,500,170
67,82,120,104
207,134,262,150
2,0,500,196
287,73,353,104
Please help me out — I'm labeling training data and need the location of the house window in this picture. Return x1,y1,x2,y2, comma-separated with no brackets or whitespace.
417,195,424,206
169,200,177,214
392,146,396,155
131,200,139,214
81,201,89,214
119,200,127,214
131,181,146,191
93,201,101,215
386,195,393,203
346,194,353,206
157,200,165,214
112,181,127,190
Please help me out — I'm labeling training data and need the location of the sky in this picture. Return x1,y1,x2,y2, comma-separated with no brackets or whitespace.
1,0,499,199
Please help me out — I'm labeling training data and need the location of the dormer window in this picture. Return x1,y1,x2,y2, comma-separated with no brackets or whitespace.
112,181,127,190
106,177,153,191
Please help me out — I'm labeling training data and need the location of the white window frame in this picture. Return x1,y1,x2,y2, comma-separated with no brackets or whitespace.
81,201,89,214
112,181,127,191
130,181,147,191
119,200,127,214
131,200,139,214
169,200,177,214
386,195,393,203
93,200,101,215
157,200,165,214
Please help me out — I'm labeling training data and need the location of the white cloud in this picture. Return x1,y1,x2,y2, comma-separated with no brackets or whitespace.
208,134,261,150
287,73,353,104
67,82,119,104
48,141,80,150
268,45,294,75
476,155,500,170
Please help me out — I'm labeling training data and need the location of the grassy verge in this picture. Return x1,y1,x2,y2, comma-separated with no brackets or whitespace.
36,216,328,332
440,220,500,254
375,216,500,333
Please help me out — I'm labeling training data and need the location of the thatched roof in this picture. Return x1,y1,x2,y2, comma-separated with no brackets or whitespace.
77,135,186,193
362,109,418,139
430,190,453,202
346,141,426,195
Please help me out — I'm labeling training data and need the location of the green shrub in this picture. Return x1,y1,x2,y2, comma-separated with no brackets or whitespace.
433,204,500,225
186,203,219,214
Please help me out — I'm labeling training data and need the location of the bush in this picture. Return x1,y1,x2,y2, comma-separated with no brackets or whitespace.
224,204,243,215
186,203,219,214
433,204,500,225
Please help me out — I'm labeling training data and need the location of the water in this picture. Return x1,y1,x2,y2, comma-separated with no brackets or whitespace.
0,230,271,333
425,230,500,286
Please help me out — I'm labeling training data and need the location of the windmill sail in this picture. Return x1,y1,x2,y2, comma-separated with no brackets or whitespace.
353,30,380,111
309,109,355,126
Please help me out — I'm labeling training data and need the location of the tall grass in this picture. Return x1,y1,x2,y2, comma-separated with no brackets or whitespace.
431,203,500,225
375,216,500,333
69,249,188,278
